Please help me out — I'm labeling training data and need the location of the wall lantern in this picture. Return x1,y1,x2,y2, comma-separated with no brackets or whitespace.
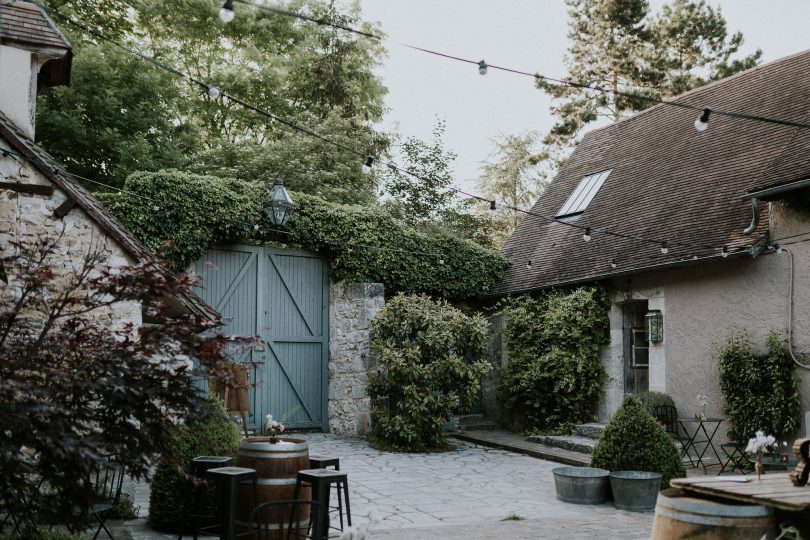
645,310,663,343
265,176,295,226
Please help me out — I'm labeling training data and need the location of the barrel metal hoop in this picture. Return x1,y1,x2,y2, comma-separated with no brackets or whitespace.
239,441,309,452
240,478,297,486
656,508,771,528
238,450,309,459
658,498,773,518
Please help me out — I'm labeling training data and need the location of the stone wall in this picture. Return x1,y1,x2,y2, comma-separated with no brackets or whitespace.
328,281,384,435
0,146,141,329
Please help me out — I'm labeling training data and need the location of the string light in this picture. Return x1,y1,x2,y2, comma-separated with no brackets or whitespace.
694,108,711,132
526,259,532,269
207,85,221,99
219,0,235,23
438,258,445,265
41,9,787,265
478,60,488,76
611,259,617,269
153,204,160,211
362,155,374,174
583,227,591,242
691,254,698,261
721,246,729,258
489,200,496,214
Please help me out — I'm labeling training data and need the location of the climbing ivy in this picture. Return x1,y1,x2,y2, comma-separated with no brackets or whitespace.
498,287,610,432
97,170,508,299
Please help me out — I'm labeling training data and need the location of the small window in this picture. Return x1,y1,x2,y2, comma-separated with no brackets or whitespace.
556,169,611,217
632,328,649,367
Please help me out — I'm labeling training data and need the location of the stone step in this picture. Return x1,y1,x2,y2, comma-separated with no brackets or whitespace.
451,430,590,467
572,422,606,440
457,414,498,431
526,434,598,455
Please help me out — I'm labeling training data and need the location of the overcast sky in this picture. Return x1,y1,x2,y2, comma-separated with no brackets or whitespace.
353,0,810,193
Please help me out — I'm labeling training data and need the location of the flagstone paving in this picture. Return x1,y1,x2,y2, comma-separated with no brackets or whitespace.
123,433,653,539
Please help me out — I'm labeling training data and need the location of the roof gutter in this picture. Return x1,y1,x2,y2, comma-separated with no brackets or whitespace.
743,197,760,235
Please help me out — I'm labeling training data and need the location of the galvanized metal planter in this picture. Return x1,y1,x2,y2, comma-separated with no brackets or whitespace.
552,466,610,504
609,471,662,512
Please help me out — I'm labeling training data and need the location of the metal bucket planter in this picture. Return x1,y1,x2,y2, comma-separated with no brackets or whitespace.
609,471,662,512
552,466,610,504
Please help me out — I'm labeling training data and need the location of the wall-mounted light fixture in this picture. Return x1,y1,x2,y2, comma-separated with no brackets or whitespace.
645,310,663,343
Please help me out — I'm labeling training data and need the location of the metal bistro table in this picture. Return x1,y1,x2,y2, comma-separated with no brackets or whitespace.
678,417,724,473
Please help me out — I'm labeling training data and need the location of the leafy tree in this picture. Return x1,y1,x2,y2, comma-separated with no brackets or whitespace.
476,132,547,241
38,0,134,40
538,0,761,164
36,41,200,190
0,235,233,531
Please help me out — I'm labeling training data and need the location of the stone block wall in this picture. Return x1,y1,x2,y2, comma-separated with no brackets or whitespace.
0,151,141,329
328,281,384,435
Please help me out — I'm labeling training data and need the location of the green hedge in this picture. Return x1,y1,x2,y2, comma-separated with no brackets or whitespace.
635,391,676,422
498,287,610,432
148,394,241,533
98,170,508,299
717,331,800,442
591,396,686,487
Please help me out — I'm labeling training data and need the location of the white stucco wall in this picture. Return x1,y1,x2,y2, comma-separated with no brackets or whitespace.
0,144,141,329
602,202,810,441
0,44,36,139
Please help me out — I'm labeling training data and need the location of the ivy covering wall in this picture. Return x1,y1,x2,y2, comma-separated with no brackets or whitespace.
498,286,610,432
97,170,509,299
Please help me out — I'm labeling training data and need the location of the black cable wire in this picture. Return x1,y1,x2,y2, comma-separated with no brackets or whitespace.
232,0,810,131
40,8,788,260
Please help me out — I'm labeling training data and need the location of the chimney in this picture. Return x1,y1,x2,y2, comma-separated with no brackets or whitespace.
0,1,71,139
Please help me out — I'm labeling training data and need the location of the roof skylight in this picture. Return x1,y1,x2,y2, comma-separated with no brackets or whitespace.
556,169,611,217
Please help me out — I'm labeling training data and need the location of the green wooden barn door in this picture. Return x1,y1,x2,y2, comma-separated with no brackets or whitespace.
195,245,329,431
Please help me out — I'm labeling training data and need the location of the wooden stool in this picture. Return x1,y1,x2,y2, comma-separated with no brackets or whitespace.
291,469,351,540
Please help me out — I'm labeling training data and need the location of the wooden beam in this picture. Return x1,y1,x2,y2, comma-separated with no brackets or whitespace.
0,182,53,196
52,198,76,219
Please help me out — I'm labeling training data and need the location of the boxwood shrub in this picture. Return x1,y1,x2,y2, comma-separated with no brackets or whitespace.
635,391,676,423
591,396,685,487
148,394,241,533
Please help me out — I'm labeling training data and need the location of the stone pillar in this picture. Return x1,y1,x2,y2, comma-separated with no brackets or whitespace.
328,281,384,435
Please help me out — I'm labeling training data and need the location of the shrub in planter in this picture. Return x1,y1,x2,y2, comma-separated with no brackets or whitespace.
367,293,490,452
148,394,241,532
717,331,800,442
591,396,685,488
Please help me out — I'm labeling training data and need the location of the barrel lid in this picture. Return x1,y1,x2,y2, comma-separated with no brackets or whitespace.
657,490,774,518
239,437,308,452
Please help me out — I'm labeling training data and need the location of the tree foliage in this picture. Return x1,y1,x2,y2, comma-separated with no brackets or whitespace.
538,0,762,163
367,293,490,451
591,396,686,487
97,170,509,298
499,287,610,432
0,235,233,531
716,331,800,442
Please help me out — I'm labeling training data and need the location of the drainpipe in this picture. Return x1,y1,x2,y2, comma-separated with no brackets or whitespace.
743,198,760,235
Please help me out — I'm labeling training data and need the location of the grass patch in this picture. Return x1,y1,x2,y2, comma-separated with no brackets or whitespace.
501,513,526,521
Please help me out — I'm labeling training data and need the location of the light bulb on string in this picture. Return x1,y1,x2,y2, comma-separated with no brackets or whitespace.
253,224,260,231
721,246,729,258
611,259,617,269
691,254,698,261
362,155,374,174
207,85,221,99
526,259,532,269
694,108,710,132
478,60,488,75
219,0,235,23
489,200,497,214
438,258,445,265
660,242,669,255
152,204,160,211
583,227,591,242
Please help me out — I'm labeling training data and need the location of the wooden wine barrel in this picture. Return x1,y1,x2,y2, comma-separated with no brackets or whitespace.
651,488,775,540
235,437,311,539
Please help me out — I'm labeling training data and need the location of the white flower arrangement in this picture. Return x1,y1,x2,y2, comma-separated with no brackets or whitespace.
265,414,285,443
746,431,776,454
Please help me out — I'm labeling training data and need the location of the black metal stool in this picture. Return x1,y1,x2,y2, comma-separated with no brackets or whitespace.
177,456,233,540
291,469,351,540
205,466,257,540
308,457,345,530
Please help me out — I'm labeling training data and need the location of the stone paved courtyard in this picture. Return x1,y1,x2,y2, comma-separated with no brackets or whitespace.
123,433,653,539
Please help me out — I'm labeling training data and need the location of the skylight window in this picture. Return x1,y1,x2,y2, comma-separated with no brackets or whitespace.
556,169,612,217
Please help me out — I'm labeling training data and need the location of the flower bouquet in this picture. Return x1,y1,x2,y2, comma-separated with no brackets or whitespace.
265,414,285,443
746,431,776,481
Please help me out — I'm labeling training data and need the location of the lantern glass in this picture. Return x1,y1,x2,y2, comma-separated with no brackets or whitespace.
645,310,663,342
265,177,295,226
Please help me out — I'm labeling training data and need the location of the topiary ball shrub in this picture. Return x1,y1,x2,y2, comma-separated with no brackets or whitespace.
591,396,685,488
367,293,490,452
148,394,241,533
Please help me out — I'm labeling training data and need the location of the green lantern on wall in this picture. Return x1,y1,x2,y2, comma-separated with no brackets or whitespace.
645,310,663,342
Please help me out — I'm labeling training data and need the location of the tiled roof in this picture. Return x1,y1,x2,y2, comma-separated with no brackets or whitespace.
0,111,220,321
492,49,810,295
0,1,70,51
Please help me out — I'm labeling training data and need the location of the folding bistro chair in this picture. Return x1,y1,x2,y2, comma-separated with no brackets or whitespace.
69,459,125,540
